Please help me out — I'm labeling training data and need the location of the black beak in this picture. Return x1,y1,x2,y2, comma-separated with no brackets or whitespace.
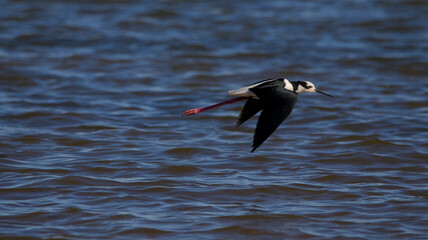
316,90,333,97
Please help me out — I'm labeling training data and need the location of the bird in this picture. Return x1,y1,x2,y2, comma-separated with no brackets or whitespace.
182,78,333,152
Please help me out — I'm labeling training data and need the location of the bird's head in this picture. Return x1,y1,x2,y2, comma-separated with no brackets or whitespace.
296,81,333,97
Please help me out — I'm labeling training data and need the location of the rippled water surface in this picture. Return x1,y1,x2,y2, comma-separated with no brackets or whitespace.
1,0,428,239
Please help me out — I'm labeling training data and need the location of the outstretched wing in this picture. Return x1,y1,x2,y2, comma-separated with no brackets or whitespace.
236,98,263,127
250,84,298,152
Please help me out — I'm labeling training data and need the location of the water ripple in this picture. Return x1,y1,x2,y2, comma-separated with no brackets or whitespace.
1,0,428,239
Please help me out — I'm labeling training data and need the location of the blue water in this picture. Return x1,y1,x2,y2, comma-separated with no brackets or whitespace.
1,0,427,239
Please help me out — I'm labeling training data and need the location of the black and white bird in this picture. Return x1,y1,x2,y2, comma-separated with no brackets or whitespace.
182,78,333,152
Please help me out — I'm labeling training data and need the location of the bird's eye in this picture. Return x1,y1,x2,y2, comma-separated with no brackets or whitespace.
308,86,313,88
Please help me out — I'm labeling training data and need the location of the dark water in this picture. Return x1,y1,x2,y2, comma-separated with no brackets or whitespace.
1,0,428,239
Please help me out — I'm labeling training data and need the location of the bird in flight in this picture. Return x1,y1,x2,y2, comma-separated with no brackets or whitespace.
182,78,333,152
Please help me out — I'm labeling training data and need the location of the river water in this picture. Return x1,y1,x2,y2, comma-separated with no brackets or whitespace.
1,0,427,239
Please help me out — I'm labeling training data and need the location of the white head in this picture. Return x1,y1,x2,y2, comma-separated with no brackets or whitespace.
296,81,316,93
295,81,333,97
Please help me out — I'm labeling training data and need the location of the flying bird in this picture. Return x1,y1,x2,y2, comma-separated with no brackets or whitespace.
182,78,333,152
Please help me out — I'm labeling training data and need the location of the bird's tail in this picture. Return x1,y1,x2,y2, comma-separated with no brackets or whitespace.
228,87,255,98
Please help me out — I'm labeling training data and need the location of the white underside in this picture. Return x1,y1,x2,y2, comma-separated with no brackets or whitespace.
228,87,258,98
228,78,293,98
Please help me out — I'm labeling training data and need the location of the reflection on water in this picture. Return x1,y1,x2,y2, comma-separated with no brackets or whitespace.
1,0,427,239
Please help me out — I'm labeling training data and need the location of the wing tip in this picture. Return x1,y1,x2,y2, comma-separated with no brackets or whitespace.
251,144,260,153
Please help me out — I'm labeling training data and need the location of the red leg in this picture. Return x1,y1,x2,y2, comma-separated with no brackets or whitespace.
182,97,247,116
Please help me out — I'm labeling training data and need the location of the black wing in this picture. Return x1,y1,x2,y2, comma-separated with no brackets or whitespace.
250,83,298,152
236,78,287,127
236,98,263,127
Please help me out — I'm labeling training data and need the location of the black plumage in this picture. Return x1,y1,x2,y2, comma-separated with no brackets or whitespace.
236,79,298,152
236,98,263,127
182,77,332,152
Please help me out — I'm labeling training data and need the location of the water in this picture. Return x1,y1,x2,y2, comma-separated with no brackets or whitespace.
1,0,427,239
